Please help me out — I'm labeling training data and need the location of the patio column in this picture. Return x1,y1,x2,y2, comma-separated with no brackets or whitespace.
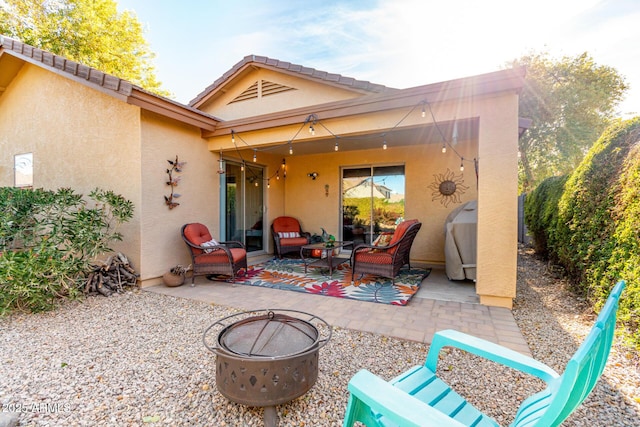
475,93,519,309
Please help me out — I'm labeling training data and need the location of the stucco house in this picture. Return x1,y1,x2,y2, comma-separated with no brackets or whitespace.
0,35,528,308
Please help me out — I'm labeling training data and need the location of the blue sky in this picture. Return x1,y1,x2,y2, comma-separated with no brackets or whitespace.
117,0,638,117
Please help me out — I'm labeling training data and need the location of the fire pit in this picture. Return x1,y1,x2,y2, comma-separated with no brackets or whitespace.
203,309,331,426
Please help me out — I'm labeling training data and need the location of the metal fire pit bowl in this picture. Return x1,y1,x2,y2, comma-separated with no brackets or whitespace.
203,309,331,426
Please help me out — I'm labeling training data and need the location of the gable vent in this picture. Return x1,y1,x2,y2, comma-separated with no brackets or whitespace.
229,80,296,104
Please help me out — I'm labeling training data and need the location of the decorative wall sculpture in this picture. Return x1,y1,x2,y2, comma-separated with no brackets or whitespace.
165,155,185,209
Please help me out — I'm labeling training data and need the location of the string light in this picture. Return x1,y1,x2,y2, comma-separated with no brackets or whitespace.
228,102,476,187
267,179,270,188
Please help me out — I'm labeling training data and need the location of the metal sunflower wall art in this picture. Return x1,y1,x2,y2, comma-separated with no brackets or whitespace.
428,169,469,207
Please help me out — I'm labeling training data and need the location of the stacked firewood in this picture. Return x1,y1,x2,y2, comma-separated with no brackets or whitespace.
84,252,138,296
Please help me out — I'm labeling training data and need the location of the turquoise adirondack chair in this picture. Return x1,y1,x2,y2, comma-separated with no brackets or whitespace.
343,280,626,427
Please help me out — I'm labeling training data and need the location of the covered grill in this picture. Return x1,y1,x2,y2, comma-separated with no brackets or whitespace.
203,309,331,426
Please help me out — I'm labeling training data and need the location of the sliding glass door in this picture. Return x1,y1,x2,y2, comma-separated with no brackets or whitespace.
221,162,264,253
342,165,405,244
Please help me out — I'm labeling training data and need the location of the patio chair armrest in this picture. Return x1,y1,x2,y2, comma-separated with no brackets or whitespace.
219,240,246,249
345,369,467,427
425,329,559,383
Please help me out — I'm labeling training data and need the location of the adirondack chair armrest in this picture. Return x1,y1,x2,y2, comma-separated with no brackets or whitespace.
346,369,467,427
425,329,560,383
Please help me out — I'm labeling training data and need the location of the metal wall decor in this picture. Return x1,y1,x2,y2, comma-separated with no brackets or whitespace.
429,169,469,207
165,155,185,209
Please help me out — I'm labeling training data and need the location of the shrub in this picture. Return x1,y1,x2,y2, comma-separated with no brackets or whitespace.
0,187,134,314
525,117,640,348
524,174,568,257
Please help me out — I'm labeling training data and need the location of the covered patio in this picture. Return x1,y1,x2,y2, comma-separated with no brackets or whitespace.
196,57,527,308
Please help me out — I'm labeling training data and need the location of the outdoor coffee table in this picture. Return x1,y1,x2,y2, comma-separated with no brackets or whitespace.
300,241,353,278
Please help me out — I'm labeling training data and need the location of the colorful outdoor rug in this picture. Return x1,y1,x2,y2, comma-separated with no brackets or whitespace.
230,258,430,306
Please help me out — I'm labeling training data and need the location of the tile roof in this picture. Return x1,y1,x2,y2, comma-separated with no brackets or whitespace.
0,35,221,129
0,35,134,97
189,54,394,107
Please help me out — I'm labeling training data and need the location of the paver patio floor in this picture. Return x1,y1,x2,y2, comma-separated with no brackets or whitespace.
145,266,532,356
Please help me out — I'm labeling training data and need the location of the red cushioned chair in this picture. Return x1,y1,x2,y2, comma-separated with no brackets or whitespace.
271,216,311,258
350,220,421,284
181,223,247,285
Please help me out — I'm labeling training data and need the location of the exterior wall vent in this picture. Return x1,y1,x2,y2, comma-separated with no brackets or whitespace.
229,80,295,104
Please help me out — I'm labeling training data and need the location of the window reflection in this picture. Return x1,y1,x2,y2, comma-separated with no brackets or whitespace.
14,153,33,188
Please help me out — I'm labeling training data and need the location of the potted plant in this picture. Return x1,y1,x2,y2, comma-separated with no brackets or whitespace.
162,264,191,287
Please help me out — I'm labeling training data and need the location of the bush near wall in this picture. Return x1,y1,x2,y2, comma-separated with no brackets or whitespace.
524,174,568,257
0,187,134,314
525,117,640,348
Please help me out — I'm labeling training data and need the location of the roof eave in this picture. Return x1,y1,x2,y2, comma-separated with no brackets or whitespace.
203,66,527,138
128,89,219,131
0,35,220,132
189,54,392,108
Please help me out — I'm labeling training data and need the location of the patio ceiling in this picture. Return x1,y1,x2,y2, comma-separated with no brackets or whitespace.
252,118,479,157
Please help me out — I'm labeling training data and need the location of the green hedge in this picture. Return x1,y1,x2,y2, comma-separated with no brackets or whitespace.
524,174,568,257
0,187,134,314
526,117,640,349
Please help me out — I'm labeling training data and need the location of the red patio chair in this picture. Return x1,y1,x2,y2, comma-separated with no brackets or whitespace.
181,223,247,285
350,219,421,284
271,216,311,258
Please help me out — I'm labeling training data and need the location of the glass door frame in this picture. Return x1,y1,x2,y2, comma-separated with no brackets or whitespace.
220,160,266,254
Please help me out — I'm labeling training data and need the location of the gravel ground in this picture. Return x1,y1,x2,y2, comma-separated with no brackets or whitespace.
1,246,638,426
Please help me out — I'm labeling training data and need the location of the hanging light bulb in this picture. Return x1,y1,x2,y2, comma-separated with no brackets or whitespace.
383,140,387,150
240,161,245,172
334,140,339,151
267,179,270,189
421,104,426,118
276,171,280,180
288,141,293,155
231,130,235,144
460,159,465,172
441,143,447,153
309,124,315,135
255,181,259,187
253,149,257,162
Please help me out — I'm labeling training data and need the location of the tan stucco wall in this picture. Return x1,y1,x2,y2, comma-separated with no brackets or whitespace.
198,68,367,120
138,111,219,283
475,95,520,308
0,63,143,268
